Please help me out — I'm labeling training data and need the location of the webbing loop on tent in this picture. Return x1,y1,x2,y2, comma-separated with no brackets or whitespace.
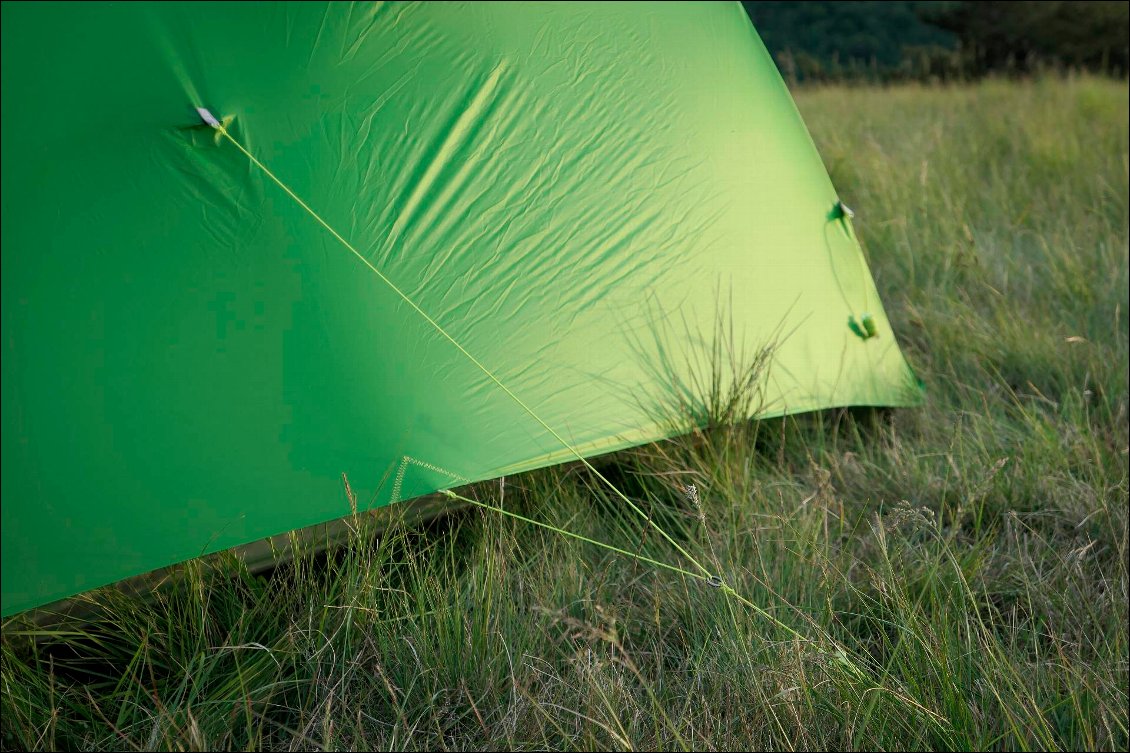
833,199,854,220
849,313,879,340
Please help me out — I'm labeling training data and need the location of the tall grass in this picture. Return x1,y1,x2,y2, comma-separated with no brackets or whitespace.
2,76,1127,751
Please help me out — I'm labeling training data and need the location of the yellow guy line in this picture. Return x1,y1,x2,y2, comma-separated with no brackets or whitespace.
205,117,851,659
208,120,713,580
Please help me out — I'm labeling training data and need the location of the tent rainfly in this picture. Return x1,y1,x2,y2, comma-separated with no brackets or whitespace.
0,1,923,618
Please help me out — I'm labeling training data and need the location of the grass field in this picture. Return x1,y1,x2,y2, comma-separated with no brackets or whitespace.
2,76,1127,751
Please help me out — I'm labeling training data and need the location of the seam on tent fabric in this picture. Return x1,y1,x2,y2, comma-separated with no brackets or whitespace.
391,455,469,505
207,121,715,580
824,219,870,317
842,215,876,316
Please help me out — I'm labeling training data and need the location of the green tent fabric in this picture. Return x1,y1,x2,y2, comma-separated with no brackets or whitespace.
0,1,922,617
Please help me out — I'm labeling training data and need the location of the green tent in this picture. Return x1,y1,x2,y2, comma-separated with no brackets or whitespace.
0,1,922,618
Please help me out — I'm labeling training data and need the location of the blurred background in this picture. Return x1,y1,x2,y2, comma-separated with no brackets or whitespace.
742,1,1130,84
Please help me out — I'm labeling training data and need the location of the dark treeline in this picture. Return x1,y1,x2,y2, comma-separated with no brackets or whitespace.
742,1,1130,84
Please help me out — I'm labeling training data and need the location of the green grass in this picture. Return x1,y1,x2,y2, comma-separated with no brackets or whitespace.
3,76,1127,751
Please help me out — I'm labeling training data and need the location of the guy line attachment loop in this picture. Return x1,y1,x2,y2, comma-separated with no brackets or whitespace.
196,107,221,128
849,313,878,341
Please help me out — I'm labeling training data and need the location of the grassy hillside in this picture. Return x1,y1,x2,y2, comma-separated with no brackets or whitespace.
2,77,1127,751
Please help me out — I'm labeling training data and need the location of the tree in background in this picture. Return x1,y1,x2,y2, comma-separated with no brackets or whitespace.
744,0,1130,83
926,1,1130,77
743,1,959,83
